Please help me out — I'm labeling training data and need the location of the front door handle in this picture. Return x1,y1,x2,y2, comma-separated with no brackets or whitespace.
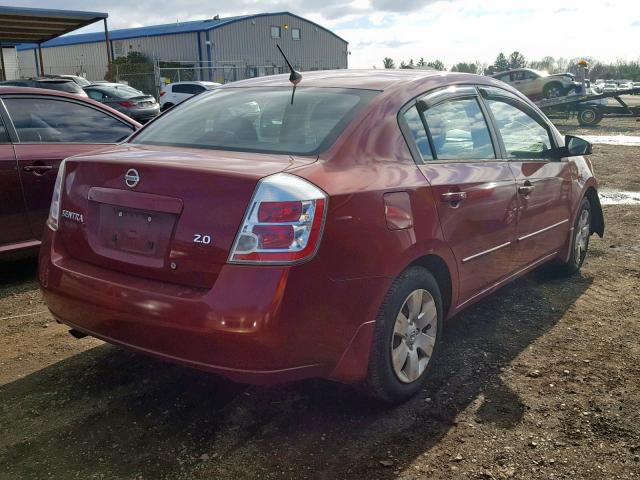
440,191,467,205
518,182,535,195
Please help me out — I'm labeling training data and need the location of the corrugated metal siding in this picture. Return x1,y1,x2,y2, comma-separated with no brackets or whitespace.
1,47,19,80
210,14,348,72
17,49,38,78
112,32,198,62
12,13,346,83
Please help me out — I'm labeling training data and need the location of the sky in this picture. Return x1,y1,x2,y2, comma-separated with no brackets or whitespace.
12,0,640,68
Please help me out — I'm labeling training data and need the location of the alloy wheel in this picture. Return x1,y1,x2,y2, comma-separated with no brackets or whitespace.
574,208,590,265
391,289,438,383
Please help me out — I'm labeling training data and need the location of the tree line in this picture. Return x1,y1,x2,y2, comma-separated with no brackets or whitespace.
381,52,640,80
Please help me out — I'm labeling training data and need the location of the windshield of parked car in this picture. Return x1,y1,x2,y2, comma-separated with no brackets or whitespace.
131,87,378,155
96,85,145,99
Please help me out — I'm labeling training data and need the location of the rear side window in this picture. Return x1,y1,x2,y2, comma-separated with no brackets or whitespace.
4,98,135,143
402,106,433,161
422,98,495,160
132,87,378,155
86,89,104,101
0,117,8,143
485,99,553,159
172,84,203,94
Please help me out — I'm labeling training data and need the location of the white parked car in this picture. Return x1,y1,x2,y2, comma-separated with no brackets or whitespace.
602,82,618,93
617,82,633,91
159,81,221,111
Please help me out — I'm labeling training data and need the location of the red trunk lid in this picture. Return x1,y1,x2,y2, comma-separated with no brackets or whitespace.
59,144,313,288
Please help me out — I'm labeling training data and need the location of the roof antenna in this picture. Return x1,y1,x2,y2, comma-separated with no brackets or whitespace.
276,44,302,104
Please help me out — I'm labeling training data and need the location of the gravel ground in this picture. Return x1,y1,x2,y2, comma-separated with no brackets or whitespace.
0,121,638,480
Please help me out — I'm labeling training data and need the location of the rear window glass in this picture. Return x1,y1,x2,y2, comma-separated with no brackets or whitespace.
131,87,378,155
38,81,82,94
94,85,144,98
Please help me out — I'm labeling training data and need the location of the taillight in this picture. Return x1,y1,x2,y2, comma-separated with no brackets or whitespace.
228,173,327,264
159,91,166,96
47,160,66,231
118,100,135,108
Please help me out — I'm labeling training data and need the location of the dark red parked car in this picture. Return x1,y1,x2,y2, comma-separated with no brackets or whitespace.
0,87,140,258
39,70,603,403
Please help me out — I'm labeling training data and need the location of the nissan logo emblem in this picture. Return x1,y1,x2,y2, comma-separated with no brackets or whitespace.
125,168,140,188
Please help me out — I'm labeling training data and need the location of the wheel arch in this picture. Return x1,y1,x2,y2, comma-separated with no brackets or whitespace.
408,254,453,320
544,80,564,92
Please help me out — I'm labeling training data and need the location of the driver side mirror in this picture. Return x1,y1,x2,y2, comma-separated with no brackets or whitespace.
559,135,592,157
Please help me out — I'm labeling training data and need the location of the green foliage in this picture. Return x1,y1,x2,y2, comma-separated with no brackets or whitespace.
112,51,150,65
426,60,445,71
451,62,478,74
399,59,415,69
508,51,527,69
383,57,395,69
494,53,509,72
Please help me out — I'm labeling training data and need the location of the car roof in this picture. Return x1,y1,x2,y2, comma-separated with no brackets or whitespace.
169,81,218,85
220,69,523,97
0,86,142,126
223,69,469,91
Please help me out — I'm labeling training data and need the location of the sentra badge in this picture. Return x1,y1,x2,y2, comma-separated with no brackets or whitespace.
61,210,83,223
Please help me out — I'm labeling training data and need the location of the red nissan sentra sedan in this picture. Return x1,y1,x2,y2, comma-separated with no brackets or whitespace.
39,70,603,403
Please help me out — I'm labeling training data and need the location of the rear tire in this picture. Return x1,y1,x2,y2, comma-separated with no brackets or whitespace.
161,103,174,112
552,198,592,276
543,82,565,99
362,266,443,404
577,107,602,126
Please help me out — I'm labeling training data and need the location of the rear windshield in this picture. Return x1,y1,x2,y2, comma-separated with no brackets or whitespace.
131,87,378,155
95,85,144,98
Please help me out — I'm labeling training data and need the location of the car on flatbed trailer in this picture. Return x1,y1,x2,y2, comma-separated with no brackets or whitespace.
491,68,581,99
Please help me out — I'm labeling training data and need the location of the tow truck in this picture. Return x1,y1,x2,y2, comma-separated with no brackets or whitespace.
534,61,640,126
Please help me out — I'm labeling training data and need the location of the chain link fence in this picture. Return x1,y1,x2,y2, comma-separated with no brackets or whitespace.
18,57,287,101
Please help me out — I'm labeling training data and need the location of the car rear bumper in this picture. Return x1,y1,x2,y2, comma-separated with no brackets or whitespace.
39,231,388,384
129,106,160,122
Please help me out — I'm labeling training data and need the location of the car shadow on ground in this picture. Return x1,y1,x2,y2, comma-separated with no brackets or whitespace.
0,258,38,300
0,268,592,479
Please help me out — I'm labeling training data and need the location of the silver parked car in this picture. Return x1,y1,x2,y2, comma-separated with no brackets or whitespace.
491,68,580,99
83,83,160,123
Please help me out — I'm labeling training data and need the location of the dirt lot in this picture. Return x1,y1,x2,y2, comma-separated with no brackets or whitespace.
1,129,639,479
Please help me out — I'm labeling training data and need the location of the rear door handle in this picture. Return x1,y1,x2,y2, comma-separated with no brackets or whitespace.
23,164,54,173
440,191,467,204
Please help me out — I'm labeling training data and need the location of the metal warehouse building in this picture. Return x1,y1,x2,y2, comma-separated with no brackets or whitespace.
15,12,348,85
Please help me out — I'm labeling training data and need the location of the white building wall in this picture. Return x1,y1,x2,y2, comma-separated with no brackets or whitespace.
1,47,19,80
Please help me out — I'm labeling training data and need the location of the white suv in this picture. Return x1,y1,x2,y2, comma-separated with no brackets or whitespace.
159,81,221,111
491,68,580,99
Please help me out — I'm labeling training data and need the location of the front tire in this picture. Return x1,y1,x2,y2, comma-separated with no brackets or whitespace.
554,198,592,276
362,267,443,404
